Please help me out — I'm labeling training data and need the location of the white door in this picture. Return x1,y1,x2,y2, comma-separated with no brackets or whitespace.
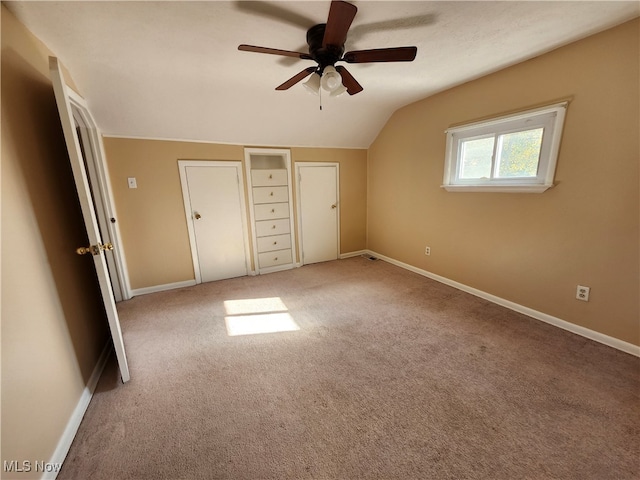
180,162,250,283
296,163,340,265
50,57,130,382
72,107,129,301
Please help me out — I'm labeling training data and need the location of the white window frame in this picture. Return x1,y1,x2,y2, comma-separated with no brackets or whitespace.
442,102,568,193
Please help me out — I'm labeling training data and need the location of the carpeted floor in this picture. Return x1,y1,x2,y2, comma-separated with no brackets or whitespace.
59,257,639,479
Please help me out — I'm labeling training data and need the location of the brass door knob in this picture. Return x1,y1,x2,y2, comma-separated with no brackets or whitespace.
76,243,113,255
331,204,337,209
194,212,202,220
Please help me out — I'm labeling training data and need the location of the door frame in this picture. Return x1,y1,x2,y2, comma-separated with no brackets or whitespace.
294,162,340,266
178,160,252,284
50,56,130,382
69,91,131,301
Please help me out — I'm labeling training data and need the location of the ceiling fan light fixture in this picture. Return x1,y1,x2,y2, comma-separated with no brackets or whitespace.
303,72,321,95
329,84,348,97
321,66,344,92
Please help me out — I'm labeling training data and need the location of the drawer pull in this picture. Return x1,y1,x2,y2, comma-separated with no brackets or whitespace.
271,209,275,213
270,192,274,196
269,174,273,179
274,257,278,261
273,241,278,245
272,225,276,229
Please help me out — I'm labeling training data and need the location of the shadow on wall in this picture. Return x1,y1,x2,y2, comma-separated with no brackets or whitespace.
2,50,109,383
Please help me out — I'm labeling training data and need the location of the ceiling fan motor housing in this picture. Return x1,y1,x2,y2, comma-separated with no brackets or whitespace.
307,24,344,71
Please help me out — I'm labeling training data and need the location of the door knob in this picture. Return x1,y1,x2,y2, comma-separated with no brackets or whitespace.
76,243,113,255
194,212,202,220
331,204,337,209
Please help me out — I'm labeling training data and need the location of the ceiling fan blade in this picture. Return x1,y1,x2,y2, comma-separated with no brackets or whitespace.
239,44,312,60
322,1,358,47
335,66,363,95
343,46,417,63
276,67,317,90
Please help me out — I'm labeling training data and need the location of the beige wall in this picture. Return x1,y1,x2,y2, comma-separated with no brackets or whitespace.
368,19,639,346
1,5,110,476
103,138,367,290
102,139,243,289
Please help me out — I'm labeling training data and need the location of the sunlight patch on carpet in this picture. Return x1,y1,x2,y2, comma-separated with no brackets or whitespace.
224,297,299,336
224,297,288,315
225,312,300,336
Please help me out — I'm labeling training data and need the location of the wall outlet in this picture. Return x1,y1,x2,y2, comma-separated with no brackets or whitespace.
127,177,137,189
425,246,431,256
576,285,590,302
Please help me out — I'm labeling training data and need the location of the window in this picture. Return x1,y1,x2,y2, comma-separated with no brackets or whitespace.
442,102,567,192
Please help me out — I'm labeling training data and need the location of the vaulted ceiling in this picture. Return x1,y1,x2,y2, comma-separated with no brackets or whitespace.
6,1,639,148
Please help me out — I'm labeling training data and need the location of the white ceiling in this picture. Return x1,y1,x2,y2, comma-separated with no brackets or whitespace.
6,1,639,149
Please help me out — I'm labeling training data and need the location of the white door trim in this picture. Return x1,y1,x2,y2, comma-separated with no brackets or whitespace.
178,160,251,284
68,91,131,301
294,162,340,265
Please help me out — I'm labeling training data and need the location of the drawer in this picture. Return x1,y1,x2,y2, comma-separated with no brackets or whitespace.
254,202,289,221
257,234,291,253
258,249,293,268
252,186,288,204
251,169,288,187
255,218,291,237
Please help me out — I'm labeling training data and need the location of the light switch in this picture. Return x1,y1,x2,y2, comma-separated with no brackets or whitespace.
127,177,137,189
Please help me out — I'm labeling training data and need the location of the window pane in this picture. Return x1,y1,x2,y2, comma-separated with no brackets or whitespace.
459,137,494,179
495,128,543,178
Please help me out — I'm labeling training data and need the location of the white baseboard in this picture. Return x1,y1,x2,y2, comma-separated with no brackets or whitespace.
44,342,112,479
367,250,640,357
130,279,196,297
340,250,368,259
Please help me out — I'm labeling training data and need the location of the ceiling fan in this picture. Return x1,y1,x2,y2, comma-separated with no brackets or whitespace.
238,0,417,96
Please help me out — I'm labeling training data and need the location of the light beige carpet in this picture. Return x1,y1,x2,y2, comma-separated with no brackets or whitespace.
59,257,639,479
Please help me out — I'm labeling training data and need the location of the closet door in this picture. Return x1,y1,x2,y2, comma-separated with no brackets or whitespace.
296,163,340,265
180,162,250,283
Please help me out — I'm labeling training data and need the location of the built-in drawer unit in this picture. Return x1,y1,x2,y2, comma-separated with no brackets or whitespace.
254,202,290,221
258,249,293,268
245,148,296,274
255,218,290,237
252,186,288,204
256,234,291,253
251,169,288,187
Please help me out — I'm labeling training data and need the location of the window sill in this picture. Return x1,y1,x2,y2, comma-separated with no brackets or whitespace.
441,184,554,193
